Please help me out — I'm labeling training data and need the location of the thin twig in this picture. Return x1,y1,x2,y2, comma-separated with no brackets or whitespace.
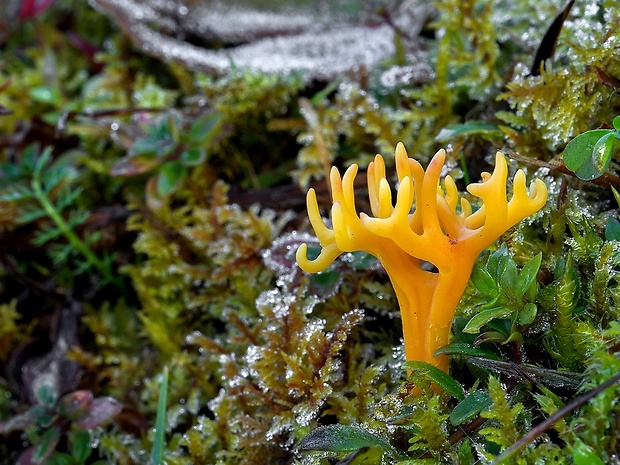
491,371,620,464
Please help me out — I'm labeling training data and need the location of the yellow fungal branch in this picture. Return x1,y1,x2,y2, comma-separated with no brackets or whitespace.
296,143,548,373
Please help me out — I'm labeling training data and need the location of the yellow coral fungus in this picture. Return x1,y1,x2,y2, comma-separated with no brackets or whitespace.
296,143,548,373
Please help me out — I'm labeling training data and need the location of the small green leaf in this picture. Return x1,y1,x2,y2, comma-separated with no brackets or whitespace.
311,270,341,288
30,86,60,105
449,390,492,426
156,162,187,197
403,361,465,400
46,452,74,465
517,302,537,326
605,217,620,241
463,307,513,334
499,259,518,291
486,245,509,282
612,186,620,208
129,135,177,158
434,342,500,360
310,80,340,105
188,111,223,145
37,384,58,407
300,424,393,453
473,330,509,345
180,147,207,166
563,129,613,180
613,115,620,131
591,131,616,174
504,331,524,345
33,427,61,463
71,429,91,464
515,253,542,299
435,121,501,143
471,265,497,296
169,115,180,143
572,440,605,465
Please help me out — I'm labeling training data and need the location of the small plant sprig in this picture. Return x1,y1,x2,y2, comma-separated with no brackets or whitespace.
459,246,543,347
563,115,620,181
0,145,121,287
109,110,223,207
0,385,121,465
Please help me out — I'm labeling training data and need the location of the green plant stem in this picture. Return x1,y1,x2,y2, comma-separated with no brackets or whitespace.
31,176,121,288
152,366,169,465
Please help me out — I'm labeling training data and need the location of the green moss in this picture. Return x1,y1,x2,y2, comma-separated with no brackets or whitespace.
4,0,620,463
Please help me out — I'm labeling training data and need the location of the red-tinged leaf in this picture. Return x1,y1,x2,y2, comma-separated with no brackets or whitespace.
0,407,40,433
19,0,56,20
0,78,12,93
109,155,162,177
66,31,99,61
58,390,93,420
74,397,122,429
474,330,509,345
146,176,165,211
594,66,620,91
17,447,36,465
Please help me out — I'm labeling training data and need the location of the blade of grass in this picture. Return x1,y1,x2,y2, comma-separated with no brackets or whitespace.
152,366,169,465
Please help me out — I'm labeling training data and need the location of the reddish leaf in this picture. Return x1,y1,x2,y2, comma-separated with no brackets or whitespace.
58,390,94,420
594,66,620,91
0,78,13,93
109,155,162,177
16,447,36,465
113,406,150,436
145,176,164,211
19,0,56,20
0,407,40,433
75,397,122,429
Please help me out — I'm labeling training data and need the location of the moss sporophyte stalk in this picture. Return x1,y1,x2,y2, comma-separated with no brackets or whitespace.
296,143,548,373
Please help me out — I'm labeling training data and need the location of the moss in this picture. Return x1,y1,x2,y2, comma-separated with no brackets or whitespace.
3,0,620,464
